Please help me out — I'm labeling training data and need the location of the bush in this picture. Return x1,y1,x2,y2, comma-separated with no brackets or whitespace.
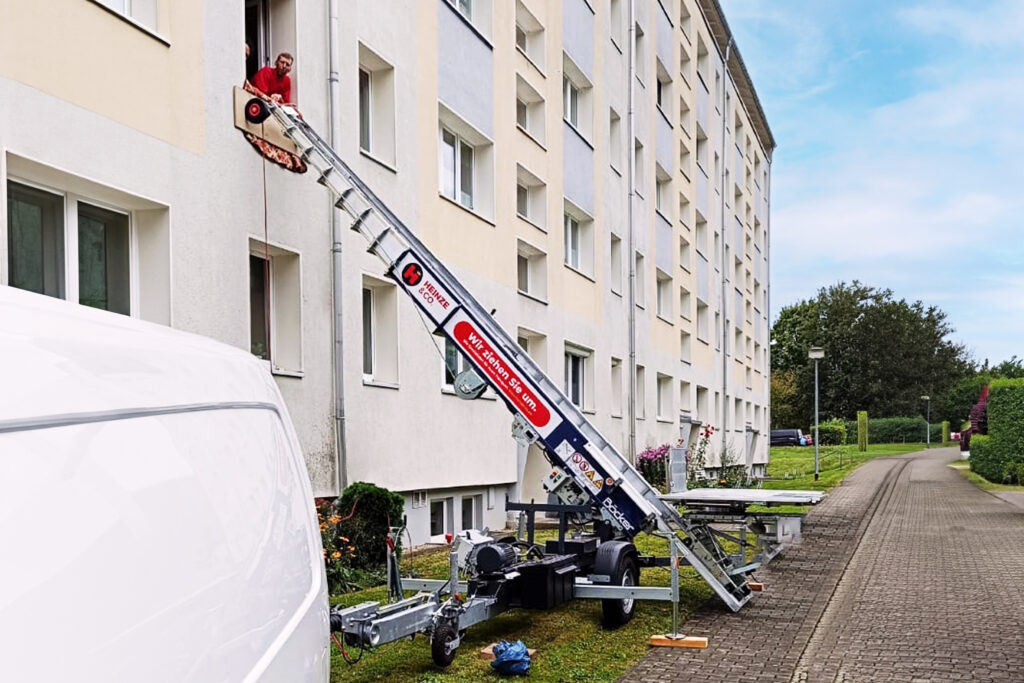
818,418,847,445
322,482,404,573
638,443,671,489
970,378,1024,484
941,420,950,444
857,411,868,452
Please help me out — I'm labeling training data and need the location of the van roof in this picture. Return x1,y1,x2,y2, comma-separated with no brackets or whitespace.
0,287,282,425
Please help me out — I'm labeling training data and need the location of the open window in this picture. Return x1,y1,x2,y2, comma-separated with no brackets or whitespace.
245,0,297,97
358,43,396,167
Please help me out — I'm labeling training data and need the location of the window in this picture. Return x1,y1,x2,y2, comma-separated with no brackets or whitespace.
439,106,494,219
516,240,547,300
655,167,671,214
440,127,473,209
609,233,623,295
679,236,691,272
696,129,708,173
450,0,472,21
358,44,396,165
611,357,623,417
563,76,579,128
679,97,692,136
634,23,645,83
248,240,302,373
517,327,547,370
562,55,593,139
634,252,646,308
362,275,398,385
696,299,709,342
610,0,624,48
696,385,709,423
443,337,471,389
95,0,157,32
679,43,692,89
680,380,691,412
656,60,672,111
679,2,692,41
695,216,708,255
714,311,721,350
657,373,672,420
515,164,546,229
656,270,672,320
516,75,546,144
563,202,594,276
679,286,691,320
564,214,580,269
564,344,592,409
609,108,623,172
680,330,692,364
635,365,646,419
515,0,545,69
5,163,171,324
7,182,65,300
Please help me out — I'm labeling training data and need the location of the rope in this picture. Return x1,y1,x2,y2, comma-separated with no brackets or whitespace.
260,121,272,362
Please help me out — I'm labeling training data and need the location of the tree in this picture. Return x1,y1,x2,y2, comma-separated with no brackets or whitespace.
770,370,799,428
771,281,974,425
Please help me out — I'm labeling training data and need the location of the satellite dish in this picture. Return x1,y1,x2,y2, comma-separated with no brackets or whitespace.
454,369,487,400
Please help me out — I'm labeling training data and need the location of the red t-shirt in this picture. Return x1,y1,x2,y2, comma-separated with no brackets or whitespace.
252,66,292,103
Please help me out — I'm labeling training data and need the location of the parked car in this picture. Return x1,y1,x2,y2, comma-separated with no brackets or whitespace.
771,429,805,446
0,287,329,683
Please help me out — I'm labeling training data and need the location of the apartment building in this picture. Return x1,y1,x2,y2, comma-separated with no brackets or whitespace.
0,0,773,545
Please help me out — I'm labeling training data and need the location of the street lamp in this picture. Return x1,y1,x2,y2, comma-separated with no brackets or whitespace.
921,395,930,448
809,347,825,481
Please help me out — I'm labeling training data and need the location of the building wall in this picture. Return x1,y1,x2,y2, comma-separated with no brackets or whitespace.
0,0,773,545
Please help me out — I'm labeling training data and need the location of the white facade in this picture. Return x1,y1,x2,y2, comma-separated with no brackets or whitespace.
0,0,773,545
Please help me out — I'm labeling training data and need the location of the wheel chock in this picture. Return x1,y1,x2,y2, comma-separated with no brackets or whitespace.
748,581,765,592
650,634,709,649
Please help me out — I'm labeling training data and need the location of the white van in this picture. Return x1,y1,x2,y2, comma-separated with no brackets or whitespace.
0,286,329,682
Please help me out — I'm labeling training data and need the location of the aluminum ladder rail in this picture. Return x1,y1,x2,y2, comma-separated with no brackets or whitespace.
267,103,752,612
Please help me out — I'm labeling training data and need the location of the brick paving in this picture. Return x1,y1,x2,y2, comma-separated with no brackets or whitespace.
623,447,1024,682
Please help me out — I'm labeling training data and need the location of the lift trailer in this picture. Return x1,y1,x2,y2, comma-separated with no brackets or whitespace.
243,97,795,666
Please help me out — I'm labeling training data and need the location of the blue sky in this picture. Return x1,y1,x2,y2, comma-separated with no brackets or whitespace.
720,0,1024,366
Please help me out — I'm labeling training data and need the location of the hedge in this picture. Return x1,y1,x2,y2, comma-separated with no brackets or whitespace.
818,418,847,445
970,378,1024,484
857,411,868,452
844,417,942,445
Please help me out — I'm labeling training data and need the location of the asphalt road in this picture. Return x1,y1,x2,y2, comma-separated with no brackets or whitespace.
624,447,1024,682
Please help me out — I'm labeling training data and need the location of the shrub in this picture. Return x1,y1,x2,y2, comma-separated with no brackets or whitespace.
941,420,950,444
818,418,847,446
970,378,1024,484
638,443,671,489
857,411,868,452
327,481,405,572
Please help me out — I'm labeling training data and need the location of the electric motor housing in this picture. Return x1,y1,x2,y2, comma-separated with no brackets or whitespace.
474,543,518,574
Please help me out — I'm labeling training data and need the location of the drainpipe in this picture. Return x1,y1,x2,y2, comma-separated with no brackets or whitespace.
327,0,348,492
626,0,637,464
719,38,733,459
764,159,772,463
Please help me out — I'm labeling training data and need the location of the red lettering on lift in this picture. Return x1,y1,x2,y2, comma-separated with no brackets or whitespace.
453,320,551,428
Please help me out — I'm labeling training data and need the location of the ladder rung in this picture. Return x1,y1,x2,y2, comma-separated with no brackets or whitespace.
336,187,355,211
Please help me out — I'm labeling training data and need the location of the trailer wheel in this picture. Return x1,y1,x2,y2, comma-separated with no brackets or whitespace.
430,623,459,667
601,555,639,628
244,97,272,124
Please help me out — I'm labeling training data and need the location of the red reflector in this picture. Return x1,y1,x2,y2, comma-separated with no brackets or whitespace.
445,533,453,544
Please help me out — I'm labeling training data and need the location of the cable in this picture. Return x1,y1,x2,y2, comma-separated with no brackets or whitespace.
331,631,365,665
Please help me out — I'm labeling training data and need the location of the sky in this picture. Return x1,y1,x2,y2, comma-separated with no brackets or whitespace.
719,0,1024,366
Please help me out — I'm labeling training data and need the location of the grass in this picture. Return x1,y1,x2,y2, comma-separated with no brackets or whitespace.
948,461,1024,493
763,442,926,492
329,531,713,682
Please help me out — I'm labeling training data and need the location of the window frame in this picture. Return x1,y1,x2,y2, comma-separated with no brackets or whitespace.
439,125,475,210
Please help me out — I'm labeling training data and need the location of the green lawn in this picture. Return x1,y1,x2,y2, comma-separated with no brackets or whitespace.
764,442,925,491
948,461,1024,493
329,531,713,682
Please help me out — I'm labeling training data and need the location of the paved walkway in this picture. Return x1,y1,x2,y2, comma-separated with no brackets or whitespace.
624,447,1024,682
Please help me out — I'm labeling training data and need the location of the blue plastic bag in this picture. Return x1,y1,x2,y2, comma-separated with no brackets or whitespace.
490,640,531,675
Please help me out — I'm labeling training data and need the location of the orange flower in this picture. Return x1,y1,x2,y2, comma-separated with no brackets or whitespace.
339,536,349,542
331,551,341,559
347,545,355,552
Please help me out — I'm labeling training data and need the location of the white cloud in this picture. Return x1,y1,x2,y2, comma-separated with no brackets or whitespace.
897,1,1024,47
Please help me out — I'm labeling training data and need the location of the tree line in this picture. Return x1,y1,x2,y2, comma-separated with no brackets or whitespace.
770,281,1019,430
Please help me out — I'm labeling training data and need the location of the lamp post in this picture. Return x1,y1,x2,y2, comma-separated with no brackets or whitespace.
921,395,930,448
809,346,825,481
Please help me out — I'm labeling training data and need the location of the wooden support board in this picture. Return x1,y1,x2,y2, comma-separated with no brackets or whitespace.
479,643,537,660
650,634,709,649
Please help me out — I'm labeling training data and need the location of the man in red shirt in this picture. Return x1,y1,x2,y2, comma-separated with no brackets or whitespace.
251,52,293,104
